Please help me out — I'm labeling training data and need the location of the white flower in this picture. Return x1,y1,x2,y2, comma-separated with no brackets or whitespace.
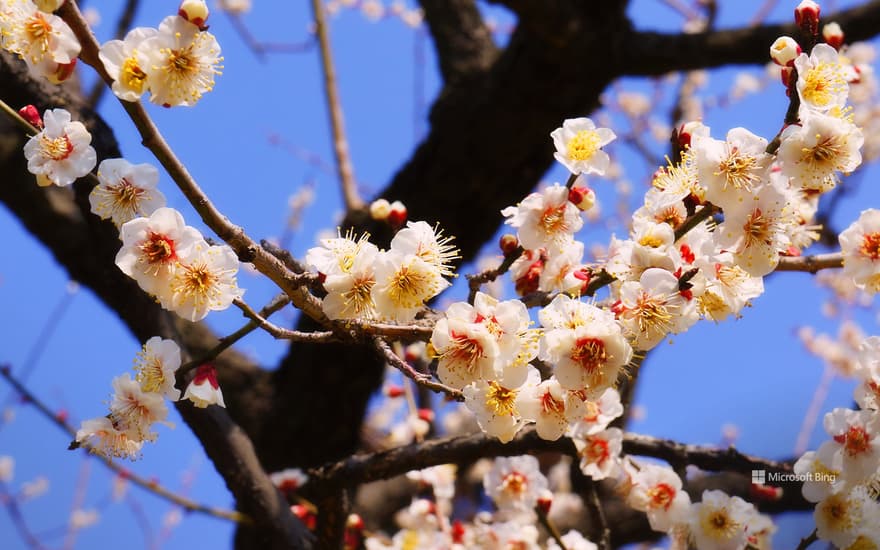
626,462,691,532
615,268,698,350
483,455,548,514
569,387,623,436
390,221,458,278
794,443,843,502
501,184,583,252
796,43,849,113
1,1,80,67
167,243,243,322
463,367,540,443
822,407,880,483
75,417,143,460
372,251,448,323
840,209,880,293
321,239,379,320
133,336,181,400
23,108,96,187
689,490,753,550
539,295,631,393
778,111,864,192
472,292,539,387
142,15,222,107
109,374,169,442
98,27,157,101
182,364,225,408
89,158,165,227
714,181,794,277
517,377,585,441
550,117,616,175
815,486,880,548
692,127,771,211
573,427,622,480
115,207,205,298
432,311,500,389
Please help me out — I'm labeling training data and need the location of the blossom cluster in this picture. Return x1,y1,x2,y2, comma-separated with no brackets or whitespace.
793,337,880,548
305,221,458,323
74,338,227,461
0,0,80,83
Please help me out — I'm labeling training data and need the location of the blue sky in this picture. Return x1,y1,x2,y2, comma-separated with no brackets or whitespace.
1,0,878,548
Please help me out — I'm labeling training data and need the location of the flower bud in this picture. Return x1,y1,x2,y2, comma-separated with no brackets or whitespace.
780,66,794,88
291,504,316,530
794,0,820,37
417,408,435,423
387,200,407,228
536,489,553,514
499,234,519,255
770,36,801,66
183,364,226,408
822,21,844,49
568,185,596,211
383,384,405,398
673,120,707,151
369,198,391,221
18,105,43,129
179,0,210,30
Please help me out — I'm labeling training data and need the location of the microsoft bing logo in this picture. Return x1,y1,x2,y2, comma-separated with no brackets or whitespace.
751,470,766,484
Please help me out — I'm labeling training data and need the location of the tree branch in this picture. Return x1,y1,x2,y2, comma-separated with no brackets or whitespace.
621,0,880,76
417,0,498,82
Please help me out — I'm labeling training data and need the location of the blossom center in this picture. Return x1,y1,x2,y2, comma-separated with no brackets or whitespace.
715,150,761,191
802,62,846,107
702,509,739,540
540,391,564,414
583,436,609,464
742,208,773,248
500,471,527,496
121,56,148,93
571,337,607,373
539,205,568,235
140,233,177,265
860,233,880,260
443,331,484,371
647,483,675,510
40,134,73,161
567,130,600,161
485,382,517,416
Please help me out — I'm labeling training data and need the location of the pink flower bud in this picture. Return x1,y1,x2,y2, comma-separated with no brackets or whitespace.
417,408,434,423
769,36,801,66
387,200,407,228
499,234,519,255
536,489,553,514
178,0,210,30
383,384,404,398
18,105,43,129
822,22,844,49
780,66,794,88
567,185,596,211
795,0,820,36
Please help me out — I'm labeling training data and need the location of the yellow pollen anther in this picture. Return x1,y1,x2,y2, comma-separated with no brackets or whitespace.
567,130,601,161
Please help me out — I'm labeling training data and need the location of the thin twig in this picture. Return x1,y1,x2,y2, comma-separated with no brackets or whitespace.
375,339,463,401
178,293,293,376
536,504,568,550
586,482,611,550
224,11,316,61
466,247,523,304
232,298,338,343
0,483,48,550
0,365,249,524
674,204,718,242
309,0,363,213
796,529,819,550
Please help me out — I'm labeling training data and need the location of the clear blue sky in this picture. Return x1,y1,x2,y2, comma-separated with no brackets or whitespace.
1,0,878,548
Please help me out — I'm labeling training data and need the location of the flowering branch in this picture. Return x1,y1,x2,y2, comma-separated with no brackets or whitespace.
0,365,248,524
56,1,330,327
306,427,792,491
310,0,364,214
232,297,339,343
796,529,819,549
466,246,523,303
586,482,611,550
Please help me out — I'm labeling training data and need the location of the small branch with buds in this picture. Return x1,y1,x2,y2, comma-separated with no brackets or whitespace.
0,365,249,524
467,244,523,304
586,482,612,550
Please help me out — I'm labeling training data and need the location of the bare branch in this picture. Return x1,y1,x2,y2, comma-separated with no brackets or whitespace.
375,339,463,400
309,0,363,215
775,252,843,273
